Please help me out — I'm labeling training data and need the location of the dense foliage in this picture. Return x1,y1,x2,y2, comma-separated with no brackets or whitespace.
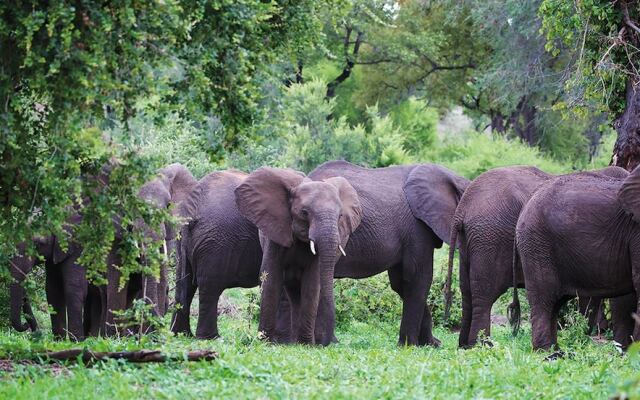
0,0,328,281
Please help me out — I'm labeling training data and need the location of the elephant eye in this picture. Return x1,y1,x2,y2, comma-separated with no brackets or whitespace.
301,209,308,217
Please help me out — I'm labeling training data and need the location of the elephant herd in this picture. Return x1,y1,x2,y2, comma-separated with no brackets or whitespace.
8,160,640,353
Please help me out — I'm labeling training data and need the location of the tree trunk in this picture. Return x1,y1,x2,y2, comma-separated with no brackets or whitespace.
612,79,640,171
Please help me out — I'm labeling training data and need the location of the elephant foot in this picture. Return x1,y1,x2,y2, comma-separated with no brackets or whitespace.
424,336,441,348
413,335,441,348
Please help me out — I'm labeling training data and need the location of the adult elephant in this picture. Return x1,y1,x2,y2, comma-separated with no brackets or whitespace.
443,165,629,348
171,170,292,341
235,160,469,345
104,163,197,336
9,163,196,338
515,166,640,351
9,216,95,340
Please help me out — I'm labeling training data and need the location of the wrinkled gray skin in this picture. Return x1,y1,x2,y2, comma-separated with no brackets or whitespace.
445,165,630,348
104,163,197,336
9,213,96,340
236,161,469,345
171,170,292,341
9,243,40,333
516,166,640,351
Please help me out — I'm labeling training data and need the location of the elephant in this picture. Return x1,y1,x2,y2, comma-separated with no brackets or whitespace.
515,166,640,351
444,165,630,348
9,243,40,333
171,170,292,341
9,217,96,340
235,160,469,345
9,163,196,339
104,162,197,336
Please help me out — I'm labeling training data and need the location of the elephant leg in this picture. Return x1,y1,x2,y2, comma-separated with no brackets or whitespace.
458,246,472,348
10,282,29,332
45,263,66,339
22,296,39,332
467,296,497,347
105,264,129,337
61,259,87,341
529,296,561,351
611,293,636,350
84,285,104,337
195,284,223,340
171,276,196,335
398,249,435,347
284,279,302,341
273,288,293,344
578,296,603,334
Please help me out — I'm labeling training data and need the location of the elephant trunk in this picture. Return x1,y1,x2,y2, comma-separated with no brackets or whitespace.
309,222,340,345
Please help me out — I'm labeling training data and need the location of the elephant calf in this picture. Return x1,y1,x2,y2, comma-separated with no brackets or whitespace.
516,167,640,351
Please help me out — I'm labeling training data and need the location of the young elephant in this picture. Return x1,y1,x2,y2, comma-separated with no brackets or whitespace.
516,167,640,351
444,166,628,348
171,170,292,341
235,161,469,345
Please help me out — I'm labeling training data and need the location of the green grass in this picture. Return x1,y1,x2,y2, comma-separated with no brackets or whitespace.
0,312,638,399
1,248,638,399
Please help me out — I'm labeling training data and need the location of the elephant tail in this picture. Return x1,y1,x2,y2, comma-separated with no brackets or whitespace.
443,219,460,322
507,238,521,337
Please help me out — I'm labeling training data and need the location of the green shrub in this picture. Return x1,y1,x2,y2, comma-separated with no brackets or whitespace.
334,275,402,327
389,97,439,154
422,130,571,179
429,247,461,328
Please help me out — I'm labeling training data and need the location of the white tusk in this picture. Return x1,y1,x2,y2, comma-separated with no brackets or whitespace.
133,239,140,250
339,245,346,257
163,240,169,261
310,240,316,255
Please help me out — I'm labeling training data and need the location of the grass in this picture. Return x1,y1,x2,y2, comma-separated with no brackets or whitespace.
0,309,638,399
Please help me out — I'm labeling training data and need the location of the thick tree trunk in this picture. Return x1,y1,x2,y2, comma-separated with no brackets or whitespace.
612,79,640,171
509,97,537,146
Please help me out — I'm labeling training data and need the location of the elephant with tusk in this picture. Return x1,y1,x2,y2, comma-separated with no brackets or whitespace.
235,160,469,346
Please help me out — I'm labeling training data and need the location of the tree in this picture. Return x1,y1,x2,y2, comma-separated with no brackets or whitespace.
0,1,329,280
540,0,640,170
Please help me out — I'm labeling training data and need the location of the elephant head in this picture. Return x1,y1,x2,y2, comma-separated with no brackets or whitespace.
235,167,361,342
235,167,361,258
109,163,197,324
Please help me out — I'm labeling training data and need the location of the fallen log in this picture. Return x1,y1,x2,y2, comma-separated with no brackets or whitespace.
35,349,217,364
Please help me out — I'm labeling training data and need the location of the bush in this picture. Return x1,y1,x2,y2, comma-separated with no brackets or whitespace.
334,275,402,327
422,130,571,179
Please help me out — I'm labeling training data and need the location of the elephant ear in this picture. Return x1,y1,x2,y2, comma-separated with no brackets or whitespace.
235,167,305,247
324,177,362,244
619,165,640,223
159,163,198,212
403,164,469,246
